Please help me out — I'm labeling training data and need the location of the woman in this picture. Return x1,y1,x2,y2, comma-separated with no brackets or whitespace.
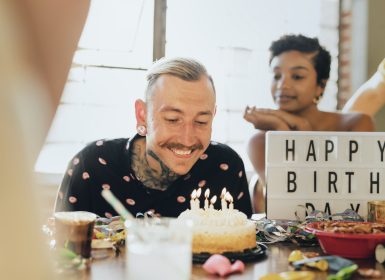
244,34,374,212
343,58,385,131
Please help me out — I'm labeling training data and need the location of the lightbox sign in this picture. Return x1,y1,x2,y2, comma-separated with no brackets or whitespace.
266,131,385,220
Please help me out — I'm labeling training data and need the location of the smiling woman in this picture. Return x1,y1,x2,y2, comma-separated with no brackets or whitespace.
244,34,374,213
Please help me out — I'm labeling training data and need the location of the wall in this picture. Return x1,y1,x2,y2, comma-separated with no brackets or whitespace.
367,0,385,76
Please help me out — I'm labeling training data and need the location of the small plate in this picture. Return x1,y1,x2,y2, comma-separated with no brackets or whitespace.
192,243,267,264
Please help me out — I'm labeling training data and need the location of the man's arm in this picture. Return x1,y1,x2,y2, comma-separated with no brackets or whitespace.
54,152,92,213
232,161,253,217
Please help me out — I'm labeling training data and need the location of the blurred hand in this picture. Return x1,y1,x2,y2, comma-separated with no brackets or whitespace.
243,106,312,131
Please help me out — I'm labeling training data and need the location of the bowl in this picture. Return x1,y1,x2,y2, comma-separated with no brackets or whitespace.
305,222,385,259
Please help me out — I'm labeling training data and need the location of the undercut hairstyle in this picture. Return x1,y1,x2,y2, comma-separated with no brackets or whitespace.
269,34,331,87
145,57,216,101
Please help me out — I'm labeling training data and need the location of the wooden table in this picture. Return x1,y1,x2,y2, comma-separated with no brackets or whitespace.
60,243,385,280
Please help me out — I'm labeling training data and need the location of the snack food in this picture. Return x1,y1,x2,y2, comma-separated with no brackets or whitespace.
178,207,256,254
310,221,385,234
306,221,385,258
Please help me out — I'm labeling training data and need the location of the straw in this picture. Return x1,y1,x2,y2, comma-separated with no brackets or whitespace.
101,189,135,221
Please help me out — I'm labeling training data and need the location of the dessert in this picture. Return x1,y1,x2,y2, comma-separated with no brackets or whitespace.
178,207,256,254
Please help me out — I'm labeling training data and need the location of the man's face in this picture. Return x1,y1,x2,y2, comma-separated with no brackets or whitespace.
145,74,216,175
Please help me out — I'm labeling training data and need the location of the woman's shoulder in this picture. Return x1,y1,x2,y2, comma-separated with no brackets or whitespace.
248,130,266,144
334,111,374,132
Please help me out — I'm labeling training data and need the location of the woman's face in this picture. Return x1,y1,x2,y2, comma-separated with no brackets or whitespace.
270,50,324,113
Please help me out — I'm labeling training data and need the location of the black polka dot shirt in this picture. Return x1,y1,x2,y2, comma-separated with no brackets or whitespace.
55,134,253,218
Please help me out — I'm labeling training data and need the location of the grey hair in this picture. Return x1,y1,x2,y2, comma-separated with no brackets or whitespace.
145,57,215,101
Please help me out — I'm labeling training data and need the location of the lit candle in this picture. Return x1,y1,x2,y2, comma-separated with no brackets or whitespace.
210,195,217,209
226,193,234,210
196,188,202,209
190,189,197,210
221,188,227,210
204,189,210,210
196,188,202,198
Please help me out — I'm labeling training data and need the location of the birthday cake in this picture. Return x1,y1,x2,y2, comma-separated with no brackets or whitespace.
178,189,256,254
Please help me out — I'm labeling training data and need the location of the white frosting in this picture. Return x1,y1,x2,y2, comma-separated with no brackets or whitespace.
178,208,251,234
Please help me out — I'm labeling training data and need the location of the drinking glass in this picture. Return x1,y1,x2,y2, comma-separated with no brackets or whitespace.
54,211,97,259
125,218,192,280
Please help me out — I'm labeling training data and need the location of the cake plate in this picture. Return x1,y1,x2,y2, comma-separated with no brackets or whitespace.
192,243,267,264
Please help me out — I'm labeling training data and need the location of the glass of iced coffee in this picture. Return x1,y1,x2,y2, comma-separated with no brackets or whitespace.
54,211,97,259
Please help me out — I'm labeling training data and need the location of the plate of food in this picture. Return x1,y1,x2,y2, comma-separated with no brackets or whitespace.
92,216,126,249
305,221,385,259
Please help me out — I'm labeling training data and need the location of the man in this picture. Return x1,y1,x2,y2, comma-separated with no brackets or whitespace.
55,57,253,217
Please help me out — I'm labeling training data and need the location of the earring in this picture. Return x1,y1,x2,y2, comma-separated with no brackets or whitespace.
137,125,147,136
313,92,324,105
313,94,323,105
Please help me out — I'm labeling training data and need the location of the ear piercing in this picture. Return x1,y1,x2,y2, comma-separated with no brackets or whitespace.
313,97,320,105
137,125,147,136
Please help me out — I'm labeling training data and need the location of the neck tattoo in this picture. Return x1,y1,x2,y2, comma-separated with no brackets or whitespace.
131,139,180,191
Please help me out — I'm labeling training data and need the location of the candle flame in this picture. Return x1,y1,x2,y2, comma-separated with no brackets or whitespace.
196,188,202,198
225,192,232,202
204,188,210,198
210,195,217,204
221,187,227,198
191,189,197,199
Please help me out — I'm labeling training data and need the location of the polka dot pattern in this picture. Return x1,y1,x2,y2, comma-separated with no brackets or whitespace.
105,212,112,218
200,154,208,160
82,172,90,180
98,157,107,165
220,163,229,171
96,140,104,146
198,180,206,188
237,192,244,200
177,196,186,203
102,184,111,190
55,136,252,218
126,198,135,206
123,176,130,182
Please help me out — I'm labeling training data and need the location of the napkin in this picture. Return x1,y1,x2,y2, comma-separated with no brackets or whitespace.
203,254,245,277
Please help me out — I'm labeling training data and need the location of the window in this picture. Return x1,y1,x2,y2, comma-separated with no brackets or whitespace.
36,0,339,176
35,0,154,174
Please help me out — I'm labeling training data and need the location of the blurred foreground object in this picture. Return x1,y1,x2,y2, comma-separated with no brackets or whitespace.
0,0,89,279
343,58,385,131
